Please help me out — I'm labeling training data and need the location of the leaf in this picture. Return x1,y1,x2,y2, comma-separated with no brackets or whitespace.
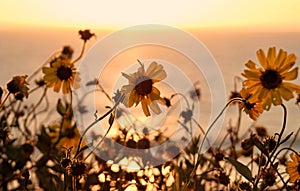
86,79,98,86
36,127,52,154
108,113,114,126
56,99,66,116
225,157,252,182
253,139,269,157
280,132,293,145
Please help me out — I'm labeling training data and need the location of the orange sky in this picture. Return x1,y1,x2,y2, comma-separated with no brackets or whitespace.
1,0,300,31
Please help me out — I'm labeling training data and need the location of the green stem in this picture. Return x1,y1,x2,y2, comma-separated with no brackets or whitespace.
74,94,124,158
84,117,114,160
182,97,242,191
72,41,86,64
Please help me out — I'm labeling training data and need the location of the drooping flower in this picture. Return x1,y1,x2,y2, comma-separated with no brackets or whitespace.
6,75,29,98
286,152,300,183
121,61,167,116
42,58,80,94
239,88,263,120
242,47,300,110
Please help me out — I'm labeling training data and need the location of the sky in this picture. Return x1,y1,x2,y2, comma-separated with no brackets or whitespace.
0,0,300,31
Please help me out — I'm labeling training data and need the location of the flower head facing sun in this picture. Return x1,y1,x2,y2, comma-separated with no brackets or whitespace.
121,61,167,117
242,47,300,110
42,58,80,94
286,152,300,183
239,88,263,120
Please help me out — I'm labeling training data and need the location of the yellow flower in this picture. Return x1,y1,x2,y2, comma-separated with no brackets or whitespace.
121,61,167,116
42,58,80,94
242,47,300,110
49,119,83,154
286,152,300,183
239,88,263,120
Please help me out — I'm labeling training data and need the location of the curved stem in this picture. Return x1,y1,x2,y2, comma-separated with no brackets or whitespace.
0,93,11,110
267,104,287,165
84,118,114,160
74,94,124,158
182,97,242,191
273,147,300,161
199,98,242,153
72,41,86,64
277,104,287,146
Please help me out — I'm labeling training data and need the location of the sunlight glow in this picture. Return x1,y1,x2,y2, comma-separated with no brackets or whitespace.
0,0,300,31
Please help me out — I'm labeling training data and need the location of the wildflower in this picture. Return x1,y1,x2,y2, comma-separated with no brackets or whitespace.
137,138,151,149
241,134,258,151
238,182,252,191
181,109,193,123
126,139,137,149
263,136,277,153
239,88,263,120
261,167,277,186
241,138,254,151
216,171,230,186
6,75,29,98
79,29,95,42
121,61,167,116
242,47,300,110
215,150,225,162
189,87,201,101
286,152,300,183
70,160,86,176
255,125,268,137
42,57,80,94
61,46,74,59
61,158,71,168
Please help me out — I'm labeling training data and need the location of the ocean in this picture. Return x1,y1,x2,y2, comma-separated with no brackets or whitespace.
0,26,299,151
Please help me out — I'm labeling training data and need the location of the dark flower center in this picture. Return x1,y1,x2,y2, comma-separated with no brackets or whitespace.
298,164,300,174
134,76,153,96
244,101,255,110
57,66,72,80
260,69,282,89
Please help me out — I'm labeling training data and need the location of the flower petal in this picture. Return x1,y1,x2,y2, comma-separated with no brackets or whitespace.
257,49,268,69
141,99,150,116
282,82,300,93
267,47,276,68
278,86,294,101
282,67,298,80
149,100,162,115
279,53,297,73
245,60,257,69
53,81,62,92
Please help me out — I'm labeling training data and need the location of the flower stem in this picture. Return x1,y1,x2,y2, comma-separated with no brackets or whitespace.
72,41,86,64
74,94,124,158
182,97,242,191
0,93,11,110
